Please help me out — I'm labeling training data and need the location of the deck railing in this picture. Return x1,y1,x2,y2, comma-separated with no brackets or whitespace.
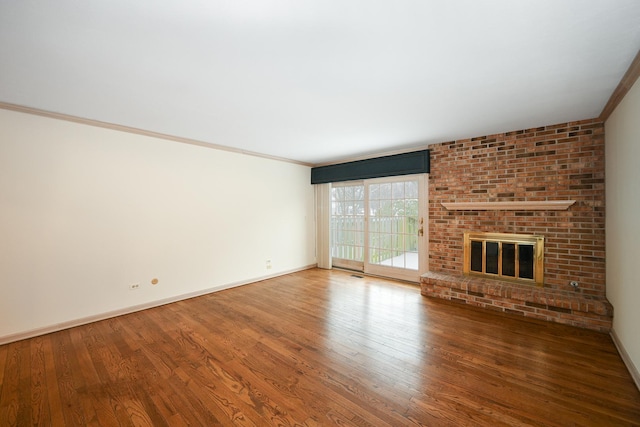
330,216,418,263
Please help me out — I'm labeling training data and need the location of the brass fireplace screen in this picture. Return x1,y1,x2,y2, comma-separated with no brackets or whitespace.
463,232,544,286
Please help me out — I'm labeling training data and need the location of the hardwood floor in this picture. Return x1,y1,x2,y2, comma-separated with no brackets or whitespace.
1,268,639,426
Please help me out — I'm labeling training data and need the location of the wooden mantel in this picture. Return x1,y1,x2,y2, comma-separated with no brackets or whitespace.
440,200,576,211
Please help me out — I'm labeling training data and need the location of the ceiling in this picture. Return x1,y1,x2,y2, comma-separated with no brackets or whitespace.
1,1,639,165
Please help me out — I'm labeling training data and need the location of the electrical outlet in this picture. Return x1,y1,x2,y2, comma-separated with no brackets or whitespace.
266,260,272,269
129,283,140,290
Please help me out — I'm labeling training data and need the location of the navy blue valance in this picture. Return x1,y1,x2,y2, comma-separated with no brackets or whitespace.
311,149,430,184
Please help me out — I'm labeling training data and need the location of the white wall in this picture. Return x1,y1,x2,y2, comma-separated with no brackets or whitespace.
0,108,316,341
605,77,640,381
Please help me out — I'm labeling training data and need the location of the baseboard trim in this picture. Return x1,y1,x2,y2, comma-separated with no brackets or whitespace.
610,328,640,392
0,264,317,346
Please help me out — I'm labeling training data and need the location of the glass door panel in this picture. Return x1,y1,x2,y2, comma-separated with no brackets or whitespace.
364,175,426,282
330,182,365,271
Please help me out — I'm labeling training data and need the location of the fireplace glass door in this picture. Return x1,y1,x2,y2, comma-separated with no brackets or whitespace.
464,232,544,286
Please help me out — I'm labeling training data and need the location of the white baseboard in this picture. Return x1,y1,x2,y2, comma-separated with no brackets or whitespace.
610,328,640,392
0,264,317,346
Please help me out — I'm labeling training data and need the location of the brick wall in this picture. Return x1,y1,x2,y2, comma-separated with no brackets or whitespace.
428,119,605,297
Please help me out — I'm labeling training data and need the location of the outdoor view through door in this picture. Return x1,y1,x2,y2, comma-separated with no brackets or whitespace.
330,175,426,282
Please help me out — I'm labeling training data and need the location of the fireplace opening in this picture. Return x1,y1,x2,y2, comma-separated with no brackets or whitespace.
464,232,544,286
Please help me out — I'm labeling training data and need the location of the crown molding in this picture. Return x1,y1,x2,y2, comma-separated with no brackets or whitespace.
600,49,640,121
0,102,313,167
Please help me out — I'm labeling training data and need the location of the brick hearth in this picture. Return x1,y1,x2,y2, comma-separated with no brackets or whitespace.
421,271,612,332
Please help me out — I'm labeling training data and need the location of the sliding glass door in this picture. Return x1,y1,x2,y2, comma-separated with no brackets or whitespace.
330,174,427,282
365,175,426,281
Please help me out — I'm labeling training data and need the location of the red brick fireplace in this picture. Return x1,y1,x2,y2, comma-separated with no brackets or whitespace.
420,119,613,332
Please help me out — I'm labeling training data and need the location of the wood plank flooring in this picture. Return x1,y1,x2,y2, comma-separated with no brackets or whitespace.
1,268,639,426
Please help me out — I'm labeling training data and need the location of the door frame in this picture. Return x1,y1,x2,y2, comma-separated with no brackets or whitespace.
363,174,428,282
329,173,428,283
